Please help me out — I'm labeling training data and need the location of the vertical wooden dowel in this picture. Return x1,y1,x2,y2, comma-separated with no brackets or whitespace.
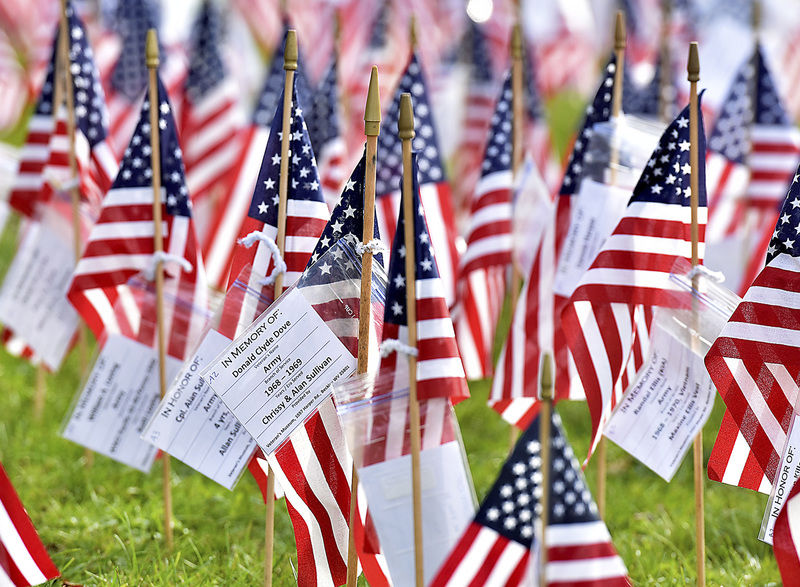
538,354,553,587
145,29,172,552
262,29,298,587
658,0,672,123
399,93,424,587
687,41,705,587
597,11,627,520
345,65,381,587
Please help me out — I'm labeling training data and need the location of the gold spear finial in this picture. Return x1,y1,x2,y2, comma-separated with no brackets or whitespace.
540,353,553,401
365,66,381,136
398,93,415,140
511,22,523,60
284,29,298,71
614,10,626,51
687,42,699,83
145,29,159,69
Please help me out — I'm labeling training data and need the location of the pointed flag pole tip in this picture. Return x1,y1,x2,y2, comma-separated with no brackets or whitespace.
284,30,298,71
511,23,523,59
540,354,553,401
398,93,415,140
146,29,159,69
687,42,700,82
614,11,626,50
365,66,381,136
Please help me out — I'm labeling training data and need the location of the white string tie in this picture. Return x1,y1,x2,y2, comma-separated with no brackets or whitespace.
687,265,725,284
238,230,287,286
355,239,385,256
144,251,192,281
379,339,418,358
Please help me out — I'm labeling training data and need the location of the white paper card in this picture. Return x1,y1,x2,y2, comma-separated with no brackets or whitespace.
142,329,257,489
203,287,356,455
63,335,182,472
357,442,475,586
552,179,632,298
604,324,716,481
0,220,79,369
760,415,800,544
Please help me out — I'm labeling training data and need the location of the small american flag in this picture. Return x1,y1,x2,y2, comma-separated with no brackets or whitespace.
453,72,513,380
39,4,118,214
706,163,800,494
180,1,244,211
489,57,619,428
306,58,347,209
774,478,800,583
67,75,207,361
622,58,661,118
0,461,59,587
225,77,329,304
431,410,629,586
705,45,800,295
374,54,460,308
378,152,468,403
562,99,707,459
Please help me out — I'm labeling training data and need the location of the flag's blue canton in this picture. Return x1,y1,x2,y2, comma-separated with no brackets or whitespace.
559,54,616,196
33,33,56,116
306,150,383,267
252,28,313,127
185,0,226,103
110,0,160,101
767,169,800,263
522,45,544,121
115,78,191,218
307,60,339,156
66,6,110,147
709,45,791,164
623,60,660,117
248,80,324,226
383,154,438,326
631,99,707,208
475,410,597,547
480,73,512,177
375,54,446,196
468,22,494,84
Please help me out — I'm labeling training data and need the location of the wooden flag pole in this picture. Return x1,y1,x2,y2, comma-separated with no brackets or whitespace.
687,41,705,587
58,0,92,465
538,354,553,587
145,28,173,552
261,29,297,587
345,65,381,587
597,10,627,520
658,0,672,123
399,92,424,587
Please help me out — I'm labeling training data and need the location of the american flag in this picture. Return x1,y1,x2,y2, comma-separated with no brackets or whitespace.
225,78,329,305
562,100,707,459
8,34,57,217
623,58,661,118
451,21,498,228
705,164,800,494
180,1,244,216
375,54,460,308
307,58,347,210
489,57,619,428
453,72,513,380
201,28,314,290
705,45,800,294
39,4,118,215
266,155,391,587
377,151,468,403
0,461,59,587
103,0,186,159
774,478,800,583
522,41,560,192
431,409,629,586
67,76,207,362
